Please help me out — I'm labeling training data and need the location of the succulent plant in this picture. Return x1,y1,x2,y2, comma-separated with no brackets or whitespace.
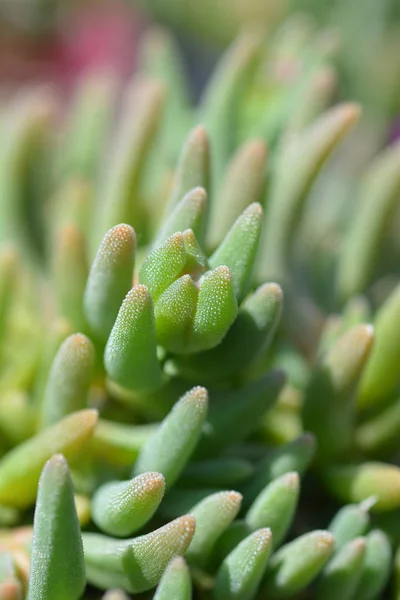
1,20,400,600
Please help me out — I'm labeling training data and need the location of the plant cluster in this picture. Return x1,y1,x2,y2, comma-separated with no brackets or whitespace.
0,21,400,600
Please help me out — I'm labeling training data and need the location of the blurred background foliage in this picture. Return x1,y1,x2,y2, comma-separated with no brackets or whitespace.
1,0,399,131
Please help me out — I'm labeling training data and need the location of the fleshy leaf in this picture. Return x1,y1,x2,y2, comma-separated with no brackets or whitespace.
207,139,267,252
40,333,95,428
83,515,196,592
209,203,263,301
243,434,316,508
175,282,282,384
52,225,89,331
133,387,208,487
0,409,98,507
189,266,237,352
154,187,207,248
325,462,400,511
154,275,198,353
84,224,136,342
139,232,186,302
328,503,370,550
358,284,400,409
352,530,391,600
199,32,261,187
198,372,285,456
246,472,300,548
302,324,374,460
316,537,366,600
257,103,360,282
165,125,210,214
262,530,335,597
104,285,163,393
94,78,165,248
337,140,400,300
153,557,191,600
186,491,242,567
214,528,272,600
92,472,165,537
27,455,85,600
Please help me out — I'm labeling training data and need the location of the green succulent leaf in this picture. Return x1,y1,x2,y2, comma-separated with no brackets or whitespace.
133,386,208,487
325,462,400,511
186,491,242,567
328,503,370,550
83,515,196,592
245,472,300,548
84,224,136,342
0,409,98,507
164,125,210,215
262,530,335,598
92,472,165,537
40,333,95,428
153,557,192,600
154,186,207,248
27,455,86,600
316,537,366,600
206,139,267,252
104,285,163,393
303,324,374,460
352,530,392,600
209,203,263,301
214,528,273,600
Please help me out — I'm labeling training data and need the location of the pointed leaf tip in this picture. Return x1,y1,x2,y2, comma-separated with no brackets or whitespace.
92,471,165,537
41,333,95,428
27,454,85,600
154,556,191,600
105,284,162,393
190,265,237,352
215,528,273,600
85,223,136,341
210,203,263,301
186,490,242,567
134,386,208,487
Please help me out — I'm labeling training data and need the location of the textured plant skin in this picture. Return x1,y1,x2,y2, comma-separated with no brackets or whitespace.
245,472,299,548
262,530,335,597
133,387,208,487
92,472,165,537
242,434,316,509
186,491,242,567
105,285,163,393
27,455,86,600
153,556,192,600
2,17,400,600
84,224,136,342
214,528,272,600
83,515,196,592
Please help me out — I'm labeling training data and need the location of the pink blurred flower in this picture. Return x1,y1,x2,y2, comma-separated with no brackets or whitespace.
0,0,144,92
